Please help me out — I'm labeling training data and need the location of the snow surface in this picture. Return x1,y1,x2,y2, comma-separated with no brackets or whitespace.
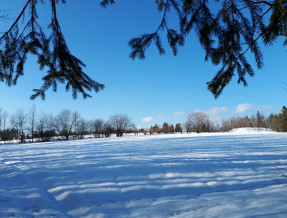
1,131,287,217
229,127,275,134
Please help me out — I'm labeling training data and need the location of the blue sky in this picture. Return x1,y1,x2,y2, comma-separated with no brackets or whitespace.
1,0,287,128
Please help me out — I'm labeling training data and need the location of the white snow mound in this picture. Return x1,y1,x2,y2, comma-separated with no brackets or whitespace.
229,127,275,134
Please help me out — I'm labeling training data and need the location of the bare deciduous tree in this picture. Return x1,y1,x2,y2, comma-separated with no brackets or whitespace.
28,105,37,142
108,114,135,137
90,119,105,138
184,119,193,134
37,113,55,141
186,112,213,133
10,108,26,142
103,122,114,138
0,108,2,132
55,109,77,140
2,110,8,142
75,118,88,139
0,110,8,143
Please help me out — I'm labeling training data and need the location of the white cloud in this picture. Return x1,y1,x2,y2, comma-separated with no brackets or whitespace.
142,117,153,123
206,107,228,116
173,112,186,117
205,107,228,122
156,114,166,120
235,103,253,114
256,105,272,111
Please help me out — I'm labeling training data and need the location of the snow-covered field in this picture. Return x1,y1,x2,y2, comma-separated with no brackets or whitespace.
1,130,287,217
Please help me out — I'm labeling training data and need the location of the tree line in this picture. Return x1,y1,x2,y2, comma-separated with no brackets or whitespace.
149,106,287,134
148,123,183,135
0,107,135,143
221,106,287,132
148,112,217,135
1,106,287,144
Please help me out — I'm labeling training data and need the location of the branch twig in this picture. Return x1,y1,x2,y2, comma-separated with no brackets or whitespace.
0,0,32,41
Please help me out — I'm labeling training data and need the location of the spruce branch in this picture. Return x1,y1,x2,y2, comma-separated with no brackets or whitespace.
0,0,104,100
129,0,184,58
250,0,273,7
100,0,115,8
2,0,287,100
0,0,32,41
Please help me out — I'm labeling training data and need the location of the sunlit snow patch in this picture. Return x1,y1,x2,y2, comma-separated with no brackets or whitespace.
229,127,276,134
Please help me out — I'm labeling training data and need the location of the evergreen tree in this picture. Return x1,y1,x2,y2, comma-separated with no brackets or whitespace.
268,113,280,131
1,128,18,141
175,123,182,133
154,124,161,134
126,0,284,97
256,111,266,128
243,116,252,127
149,124,160,135
1,1,287,98
162,122,170,134
279,106,287,132
0,0,104,99
169,124,175,133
